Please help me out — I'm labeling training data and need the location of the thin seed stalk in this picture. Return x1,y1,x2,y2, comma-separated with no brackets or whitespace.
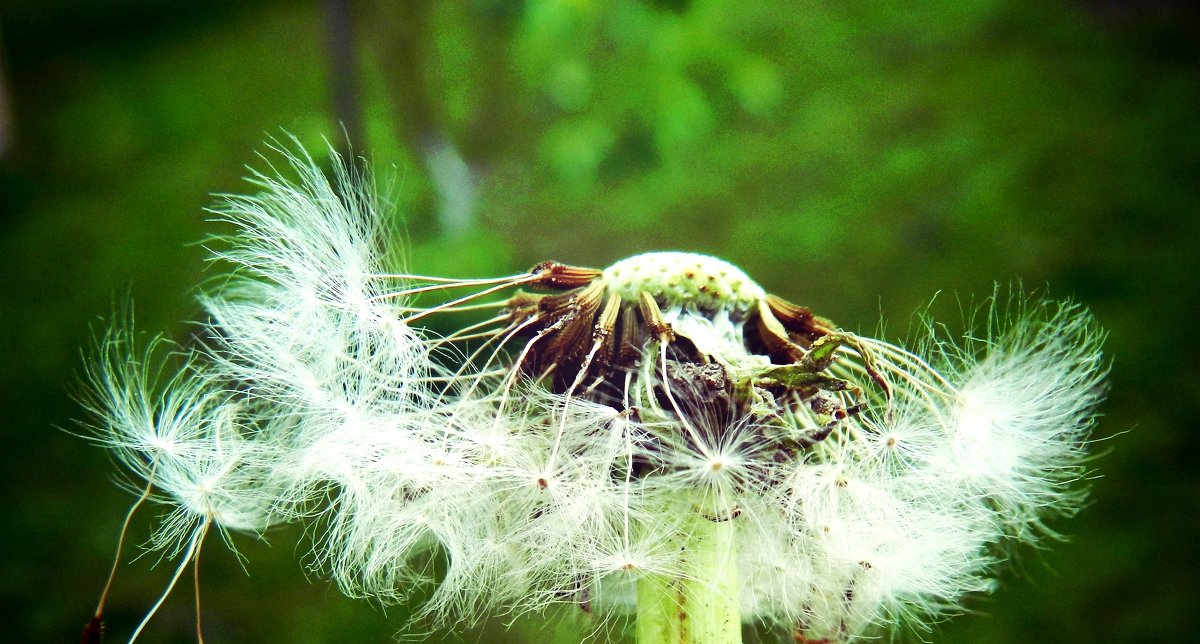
637,512,741,644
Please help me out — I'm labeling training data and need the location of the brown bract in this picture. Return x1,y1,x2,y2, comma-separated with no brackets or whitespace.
499,259,879,436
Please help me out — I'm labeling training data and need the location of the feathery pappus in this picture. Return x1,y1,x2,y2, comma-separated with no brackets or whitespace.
77,144,1108,644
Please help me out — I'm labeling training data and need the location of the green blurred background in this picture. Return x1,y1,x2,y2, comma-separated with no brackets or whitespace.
1,0,1196,642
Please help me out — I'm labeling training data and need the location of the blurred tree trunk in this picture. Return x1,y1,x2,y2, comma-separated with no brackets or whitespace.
366,0,526,238
323,0,365,156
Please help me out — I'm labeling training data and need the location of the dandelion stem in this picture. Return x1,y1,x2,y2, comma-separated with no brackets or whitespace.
636,512,741,644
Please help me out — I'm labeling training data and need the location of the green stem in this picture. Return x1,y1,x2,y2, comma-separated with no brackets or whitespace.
636,513,741,644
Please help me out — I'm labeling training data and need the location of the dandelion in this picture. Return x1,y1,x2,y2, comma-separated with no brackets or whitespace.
79,144,1108,643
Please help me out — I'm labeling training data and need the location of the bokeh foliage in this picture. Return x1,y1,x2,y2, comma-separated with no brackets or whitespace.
0,0,1196,641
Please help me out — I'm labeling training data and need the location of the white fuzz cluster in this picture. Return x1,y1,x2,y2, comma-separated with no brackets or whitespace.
81,146,1108,642
81,328,276,555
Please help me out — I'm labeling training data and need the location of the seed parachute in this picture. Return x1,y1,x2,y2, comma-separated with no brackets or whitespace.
78,144,1108,644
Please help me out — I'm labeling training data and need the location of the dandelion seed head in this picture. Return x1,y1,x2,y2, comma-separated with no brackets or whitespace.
79,146,1110,643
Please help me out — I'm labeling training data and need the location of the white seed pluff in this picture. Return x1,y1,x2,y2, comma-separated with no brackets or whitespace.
79,146,1109,643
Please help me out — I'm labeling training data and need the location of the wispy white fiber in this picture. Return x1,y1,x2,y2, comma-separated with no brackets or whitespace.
80,144,1108,642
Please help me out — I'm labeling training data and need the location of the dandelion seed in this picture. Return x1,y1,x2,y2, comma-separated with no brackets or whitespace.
78,145,1108,643
79,322,281,641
